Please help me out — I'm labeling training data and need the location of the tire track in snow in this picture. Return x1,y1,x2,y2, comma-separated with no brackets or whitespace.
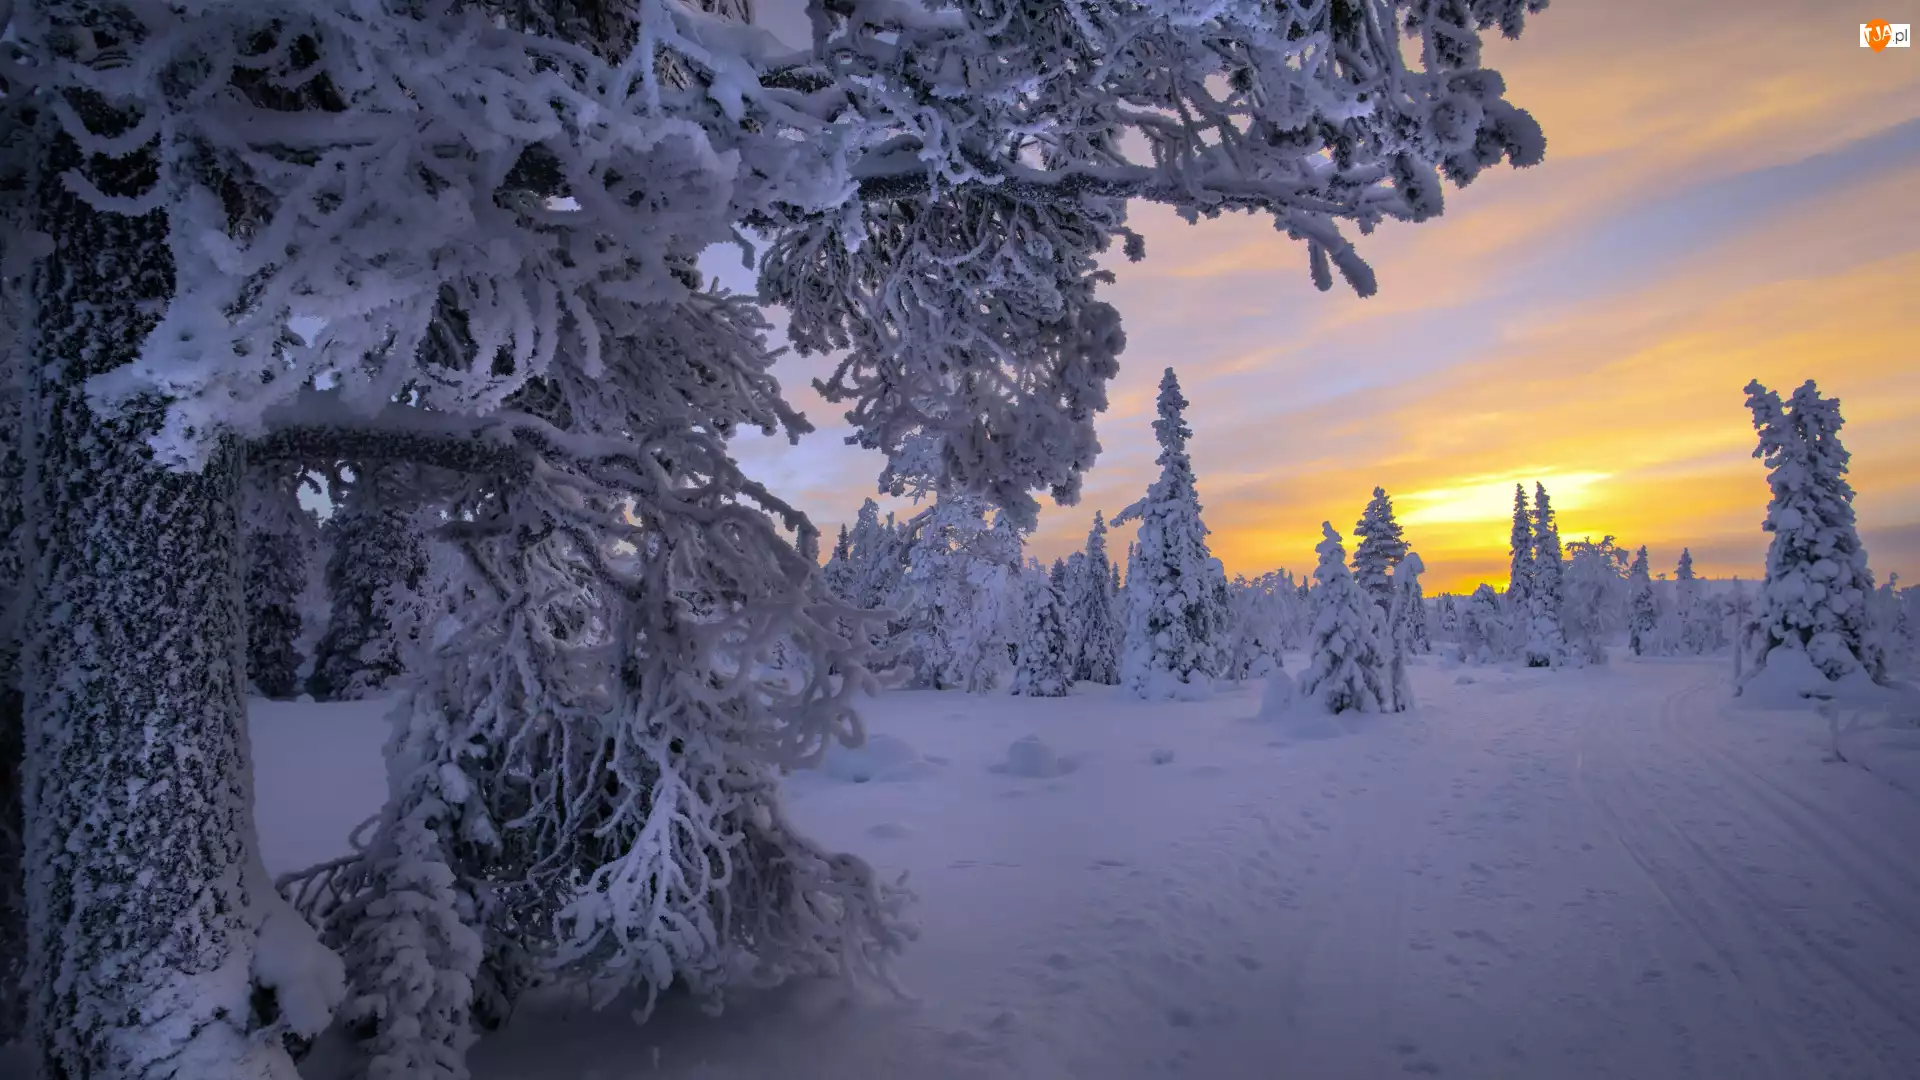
1575,669,1920,1079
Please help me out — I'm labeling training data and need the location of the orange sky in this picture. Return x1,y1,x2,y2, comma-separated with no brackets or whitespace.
732,0,1920,595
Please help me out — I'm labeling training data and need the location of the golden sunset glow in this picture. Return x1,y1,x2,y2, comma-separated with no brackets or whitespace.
737,0,1920,597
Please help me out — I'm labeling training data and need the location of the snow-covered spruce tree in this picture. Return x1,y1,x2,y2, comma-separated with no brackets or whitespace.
1384,553,1425,709
1300,523,1389,713
888,489,1023,692
1352,487,1409,609
3,0,1551,1073
1438,593,1461,641
822,524,857,604
1461,583,1504,664
1560,539,1621,666
1738,380,1887,692
243,465,323,699
1670,547,1718,654
1223,571,1291,679
1525,482,1568,667
307,465,430,701
1627,546,1659,656
1067,511,1123,684
1507,483,1533,608
1013,564,1072,697
1117,369,1230,699
1391,553,1431,656
846,499,906,613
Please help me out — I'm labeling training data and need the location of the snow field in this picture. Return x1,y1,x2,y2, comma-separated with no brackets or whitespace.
255,655,1920,1080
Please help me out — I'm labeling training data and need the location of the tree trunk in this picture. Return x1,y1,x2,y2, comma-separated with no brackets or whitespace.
18,100,307,1078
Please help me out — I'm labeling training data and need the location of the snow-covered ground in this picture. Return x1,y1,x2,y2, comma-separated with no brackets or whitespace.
250,654,1920,1078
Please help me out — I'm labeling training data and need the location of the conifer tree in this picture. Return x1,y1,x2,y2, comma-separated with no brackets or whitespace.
822,524,857,603
1,0,1555,1070
1461,583,1505,664
1013,565,1072,697
307,465,430,701
1525,482,1568,668
1352,487,1409,609
1508,483,1533,606
1300,523,1389,713
243,466,322,699
1119,369,1229,699
1067,512,1123,685
1384,553,1424,709
1391,552,1431,656
1739,380,1886,690
1628,546,1659,656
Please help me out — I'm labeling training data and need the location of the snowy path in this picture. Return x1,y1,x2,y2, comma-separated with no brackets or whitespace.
271,658,1920,1080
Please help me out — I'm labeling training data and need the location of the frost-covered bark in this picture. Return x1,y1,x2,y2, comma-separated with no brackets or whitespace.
0,277,23,1044
18,93,341,1079
308,466,429,701
1300,523,1388,714
1738,380,1886,692
1118,369,1228,699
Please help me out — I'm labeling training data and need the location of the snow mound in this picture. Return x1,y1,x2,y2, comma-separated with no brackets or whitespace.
1454,673,1476,685
252,899,347,1040
867,821,918,840
1148,747,1177,765
819,732,941,784
1258,686,1350,742
991,734,1077,778
1256,671,1297,718
1736,647,1904,710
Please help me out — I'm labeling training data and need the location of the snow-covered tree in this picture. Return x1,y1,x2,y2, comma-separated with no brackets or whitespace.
1066,512,1123,685
1627,546,1659,656
1118,369,1230,699
1013,565,1072,697
307,465,431,701
1223,571,1292,680
1525,483,1568,668
1561,538,1623,666
1390,552,1431,656
891,491,1024,692
1507,483,1533,607
1437,594,1461,641
845,499,907,614
1300,524,1389,713
1459,584,1505,664
1,0,1553,1072
243,466,323,700
1352,487,1410,609
822,525,858,604
1738,380,1887,692
1384,553,1426,709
